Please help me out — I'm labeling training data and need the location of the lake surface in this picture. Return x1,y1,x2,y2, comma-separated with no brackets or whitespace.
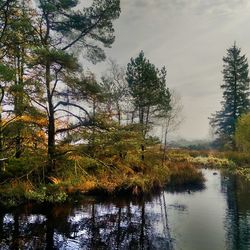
0,169,249,250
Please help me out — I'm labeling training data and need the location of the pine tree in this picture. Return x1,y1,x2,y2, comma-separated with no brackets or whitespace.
126,51,171,161
126,51,171,137
30,0,120,173
210,43,250,148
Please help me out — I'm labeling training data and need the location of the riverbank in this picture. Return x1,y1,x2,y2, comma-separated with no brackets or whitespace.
167,149,250,181
2,146,248,208
0,147,205,208
1,168,249,250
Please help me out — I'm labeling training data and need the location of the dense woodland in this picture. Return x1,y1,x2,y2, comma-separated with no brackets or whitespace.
0,0,249,206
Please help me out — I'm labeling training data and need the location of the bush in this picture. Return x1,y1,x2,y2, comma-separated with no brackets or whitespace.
224,151,250,167
235,113,250,152
168,162,205,187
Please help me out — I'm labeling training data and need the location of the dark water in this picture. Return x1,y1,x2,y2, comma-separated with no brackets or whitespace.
0,169,249,250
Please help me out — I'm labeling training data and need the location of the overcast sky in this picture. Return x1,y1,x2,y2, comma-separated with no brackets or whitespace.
85,0,250,140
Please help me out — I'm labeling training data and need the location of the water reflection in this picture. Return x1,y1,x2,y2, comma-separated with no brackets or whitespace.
0,169,249,250
222,173,250,250
0,199,173,249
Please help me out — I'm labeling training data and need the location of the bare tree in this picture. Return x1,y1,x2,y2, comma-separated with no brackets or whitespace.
159,90,184,162
101,59,129,125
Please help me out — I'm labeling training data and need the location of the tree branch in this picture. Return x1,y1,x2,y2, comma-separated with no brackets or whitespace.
55,120,91,134
61,13,104,51
26,94,49,115
51,65,63,97
54,101,90,118
55,108,86,123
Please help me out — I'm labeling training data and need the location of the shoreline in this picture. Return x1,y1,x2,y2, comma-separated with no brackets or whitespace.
1,148,249,208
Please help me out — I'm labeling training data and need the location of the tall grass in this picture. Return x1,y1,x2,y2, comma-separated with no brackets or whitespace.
0,146,207,207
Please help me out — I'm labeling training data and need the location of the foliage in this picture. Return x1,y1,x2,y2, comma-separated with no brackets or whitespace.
126,51,171,136
210,43,250,149
188,155,235,168
223,151,250,167
167,162,205,187
25,185,68,203
235,113,250,152
0,0,201,207
30,0,121,172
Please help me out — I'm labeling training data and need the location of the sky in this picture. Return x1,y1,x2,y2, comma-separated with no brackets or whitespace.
85,0,250,140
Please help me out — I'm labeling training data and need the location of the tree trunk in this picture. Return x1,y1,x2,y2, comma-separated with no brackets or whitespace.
139,106,144,126
117,103,121,125
131,110,135,123
89,99,96,154
145,106,150,138
139,107,145,161
14,51,24,158
162,129,168,164
232,59,237,150
46,62,55,174
48,112,55,174
15,134,21,158
0,105,3,169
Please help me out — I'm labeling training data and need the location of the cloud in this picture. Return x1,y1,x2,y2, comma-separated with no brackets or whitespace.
122,0,249,14
87,0,250,139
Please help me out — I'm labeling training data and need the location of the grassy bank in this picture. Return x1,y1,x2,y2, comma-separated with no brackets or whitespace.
167,149,250,181
0,146,205,207
2,146,249,208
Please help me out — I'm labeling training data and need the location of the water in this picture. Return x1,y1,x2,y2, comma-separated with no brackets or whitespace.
0,169,249,250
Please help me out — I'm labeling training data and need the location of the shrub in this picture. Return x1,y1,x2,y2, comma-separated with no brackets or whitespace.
235,113,250,152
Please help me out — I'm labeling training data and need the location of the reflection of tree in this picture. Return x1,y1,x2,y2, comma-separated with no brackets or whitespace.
160,193,174,250
139,202,145,249
0,211,4,239
12,213,20,249
46,209,55,250
222,174,250,250
0,198,174,249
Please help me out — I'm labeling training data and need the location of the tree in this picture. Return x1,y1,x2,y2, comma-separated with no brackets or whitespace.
126,51,171,160
0,0,16,47
157,90,183,162
27,0,120,173
2,1,37,158
0,0,35,158
210,43,250,149
235,113,250,152
126,51,171,137
101,59,128,125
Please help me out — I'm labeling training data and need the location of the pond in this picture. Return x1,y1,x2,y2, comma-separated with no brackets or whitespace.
0,169,249,250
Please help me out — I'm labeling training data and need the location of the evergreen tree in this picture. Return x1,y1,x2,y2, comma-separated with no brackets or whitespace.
126,51,171,137
0,0,32,159
210,43,250,148
29,0,120,173
126,51,171,161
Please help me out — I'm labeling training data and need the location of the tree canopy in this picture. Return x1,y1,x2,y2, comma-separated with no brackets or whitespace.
210,43,250,149
126,51,171,137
